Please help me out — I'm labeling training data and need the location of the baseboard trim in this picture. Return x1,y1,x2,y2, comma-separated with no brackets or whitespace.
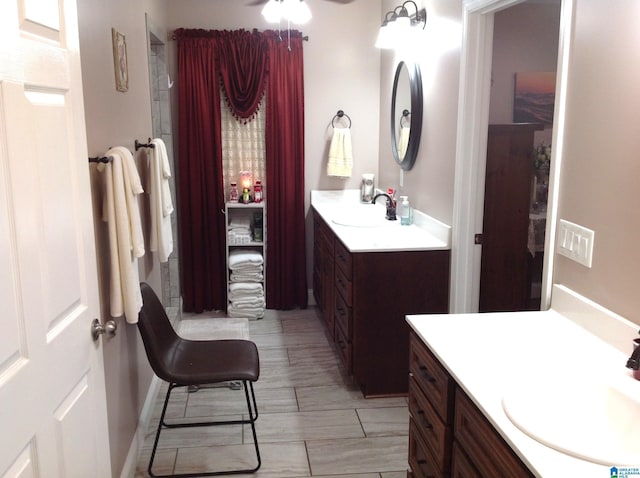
120,374,162,478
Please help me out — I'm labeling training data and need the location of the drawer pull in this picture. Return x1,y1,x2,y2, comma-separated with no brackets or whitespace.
419,366,437,383
417,411,434,429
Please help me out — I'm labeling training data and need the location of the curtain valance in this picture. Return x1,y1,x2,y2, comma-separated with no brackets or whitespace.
174,28,270,120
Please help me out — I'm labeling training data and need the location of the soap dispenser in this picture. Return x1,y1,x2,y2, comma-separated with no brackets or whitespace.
400,196,412,225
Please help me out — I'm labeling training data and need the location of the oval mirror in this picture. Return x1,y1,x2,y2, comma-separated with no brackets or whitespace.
391,61,423,171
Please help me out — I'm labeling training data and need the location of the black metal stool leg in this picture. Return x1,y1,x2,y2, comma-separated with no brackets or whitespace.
147,381,261,477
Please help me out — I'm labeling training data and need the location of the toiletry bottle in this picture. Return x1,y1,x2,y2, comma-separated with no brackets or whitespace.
400,196,412,225
254,180,263,203
229,182,239,202
387,188,397,208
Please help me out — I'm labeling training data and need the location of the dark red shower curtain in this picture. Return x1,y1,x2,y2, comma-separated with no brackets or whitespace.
175,28,307,312
264,31,308,309
175,31,226,313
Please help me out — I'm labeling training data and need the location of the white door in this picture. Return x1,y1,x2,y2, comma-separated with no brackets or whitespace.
0,0,112,477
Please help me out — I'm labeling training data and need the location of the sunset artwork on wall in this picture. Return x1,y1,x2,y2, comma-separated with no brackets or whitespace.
513,72,556,126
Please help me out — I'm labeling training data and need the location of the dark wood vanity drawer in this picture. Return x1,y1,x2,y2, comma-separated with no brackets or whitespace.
334,319,352,371
334,266,353,306
409,332,455,423
409,375,452,473
451,442,482,478
334,239,352,278
454,390,534,478
409,418,446,478
334,289,352,339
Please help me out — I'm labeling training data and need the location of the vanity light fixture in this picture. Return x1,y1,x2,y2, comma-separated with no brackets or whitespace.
375,1,426,50
261,0,312,25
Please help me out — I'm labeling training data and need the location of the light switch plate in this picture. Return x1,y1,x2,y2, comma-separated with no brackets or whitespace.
557,219,594,268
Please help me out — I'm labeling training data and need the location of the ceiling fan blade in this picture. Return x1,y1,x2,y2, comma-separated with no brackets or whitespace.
247,0,268,6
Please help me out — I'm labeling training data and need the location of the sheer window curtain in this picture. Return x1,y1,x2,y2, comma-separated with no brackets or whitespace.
221,90,266,192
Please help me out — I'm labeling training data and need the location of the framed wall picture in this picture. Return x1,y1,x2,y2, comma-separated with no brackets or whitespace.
513,72,556,126
112,28,128,92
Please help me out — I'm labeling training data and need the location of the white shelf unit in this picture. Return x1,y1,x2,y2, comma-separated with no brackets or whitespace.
225,202,266,317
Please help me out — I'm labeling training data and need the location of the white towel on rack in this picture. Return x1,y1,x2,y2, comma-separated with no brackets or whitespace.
98,146,145,323
398,126,410,160
327,127,353,178
147,138,174,262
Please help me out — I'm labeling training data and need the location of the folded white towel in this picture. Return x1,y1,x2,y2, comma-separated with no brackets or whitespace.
229,217,251,230
228,307,265,319
229,250,263,269
230,282,263,292
230,298,266,309
327,127,353,178
230,272,264,282
230,295,262,302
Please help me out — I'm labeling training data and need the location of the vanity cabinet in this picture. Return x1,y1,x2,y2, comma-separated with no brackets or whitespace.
312,210,450,397
408,331,535,478
313,211,335,335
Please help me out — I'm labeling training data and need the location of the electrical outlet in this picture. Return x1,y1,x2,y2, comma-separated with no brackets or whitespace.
557,219,594,268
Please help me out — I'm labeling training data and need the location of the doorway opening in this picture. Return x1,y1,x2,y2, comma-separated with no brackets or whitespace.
479,0,561,312
450,0,574,313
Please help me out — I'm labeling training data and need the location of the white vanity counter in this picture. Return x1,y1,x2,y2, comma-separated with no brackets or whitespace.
311,189,450,253
407,285,640,477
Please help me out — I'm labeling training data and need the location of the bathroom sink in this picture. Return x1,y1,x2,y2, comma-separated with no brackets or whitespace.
331,205,395,227
502,374,640,465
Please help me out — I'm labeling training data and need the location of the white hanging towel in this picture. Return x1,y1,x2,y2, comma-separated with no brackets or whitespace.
327,127,353,177
98,146,145,324
147,138,174,262
398,126,410,160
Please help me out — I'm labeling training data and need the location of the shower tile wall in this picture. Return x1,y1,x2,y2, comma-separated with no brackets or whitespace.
150,42,180,309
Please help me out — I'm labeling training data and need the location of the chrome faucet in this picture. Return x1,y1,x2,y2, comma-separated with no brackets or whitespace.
372,193,397,220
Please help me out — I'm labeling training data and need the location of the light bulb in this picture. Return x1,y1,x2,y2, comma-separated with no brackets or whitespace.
375,24,394,49
261,0,282,24
283,0,312,24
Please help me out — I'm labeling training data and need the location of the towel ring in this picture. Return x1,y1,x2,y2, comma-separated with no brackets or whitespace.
332,110,352,129
400,109,411,128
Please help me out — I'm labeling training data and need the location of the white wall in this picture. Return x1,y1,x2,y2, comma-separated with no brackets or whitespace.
77,0,168,475
378,0,462,226
554,0,640,324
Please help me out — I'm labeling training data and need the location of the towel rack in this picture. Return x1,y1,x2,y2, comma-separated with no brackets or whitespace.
135,138,155,151
331,110,351,129
88,156,112,164
400,109,411,128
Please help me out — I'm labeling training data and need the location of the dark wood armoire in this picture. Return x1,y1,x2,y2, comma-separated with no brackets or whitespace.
479,123,542,312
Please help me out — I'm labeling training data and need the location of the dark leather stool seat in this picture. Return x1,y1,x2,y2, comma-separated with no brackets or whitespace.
137,282,261,477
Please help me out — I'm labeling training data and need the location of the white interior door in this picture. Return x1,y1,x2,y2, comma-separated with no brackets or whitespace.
0,0,111,477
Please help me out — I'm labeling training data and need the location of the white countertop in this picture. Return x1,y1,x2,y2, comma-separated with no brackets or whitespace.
311,189,451,253
407,285,640,477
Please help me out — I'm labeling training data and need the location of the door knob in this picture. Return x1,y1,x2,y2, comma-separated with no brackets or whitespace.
91,318,117,341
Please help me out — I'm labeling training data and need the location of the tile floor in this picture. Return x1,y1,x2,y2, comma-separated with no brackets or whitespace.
135,306,409,477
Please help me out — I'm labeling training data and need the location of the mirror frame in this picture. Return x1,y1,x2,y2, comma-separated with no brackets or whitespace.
391,61,423,171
